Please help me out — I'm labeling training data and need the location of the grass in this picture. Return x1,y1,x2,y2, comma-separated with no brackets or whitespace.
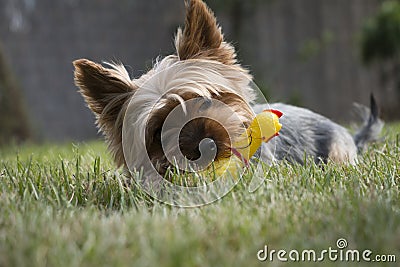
0,124,399,267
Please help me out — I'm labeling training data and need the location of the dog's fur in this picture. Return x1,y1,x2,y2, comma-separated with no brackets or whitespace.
73,0,383,178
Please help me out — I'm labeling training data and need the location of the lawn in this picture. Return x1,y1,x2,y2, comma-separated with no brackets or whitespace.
0,124,399,267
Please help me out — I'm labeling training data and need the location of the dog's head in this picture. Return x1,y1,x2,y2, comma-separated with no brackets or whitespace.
74,0,256,177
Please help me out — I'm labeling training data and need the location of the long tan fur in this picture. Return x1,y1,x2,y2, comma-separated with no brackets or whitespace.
73,0,250,171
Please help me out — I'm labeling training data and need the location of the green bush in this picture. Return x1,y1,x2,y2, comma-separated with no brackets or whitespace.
361,0,400,64
0,43,32,145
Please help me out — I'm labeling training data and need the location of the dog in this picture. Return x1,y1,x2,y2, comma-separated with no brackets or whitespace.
73,0,383,181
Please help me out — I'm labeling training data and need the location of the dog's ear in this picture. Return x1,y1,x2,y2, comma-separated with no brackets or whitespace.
73,59,137,166
175,0,237,64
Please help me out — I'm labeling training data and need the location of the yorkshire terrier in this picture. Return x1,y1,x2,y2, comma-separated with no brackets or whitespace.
73,0,383,181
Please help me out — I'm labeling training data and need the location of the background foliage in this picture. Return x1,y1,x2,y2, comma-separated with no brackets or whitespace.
0,43,31,146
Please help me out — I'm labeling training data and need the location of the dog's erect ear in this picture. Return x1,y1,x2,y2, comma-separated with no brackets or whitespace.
73,59,137,166
73,59,136,116
175,0,237,64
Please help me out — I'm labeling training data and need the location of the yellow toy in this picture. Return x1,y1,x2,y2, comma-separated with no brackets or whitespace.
202,109,283,179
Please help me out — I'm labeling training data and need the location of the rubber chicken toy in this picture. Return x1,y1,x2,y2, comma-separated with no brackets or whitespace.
201,109,283,179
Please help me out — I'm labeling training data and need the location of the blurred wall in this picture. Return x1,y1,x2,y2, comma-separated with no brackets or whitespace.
0,0,388,141
0,0,185,141
209,0,385,118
